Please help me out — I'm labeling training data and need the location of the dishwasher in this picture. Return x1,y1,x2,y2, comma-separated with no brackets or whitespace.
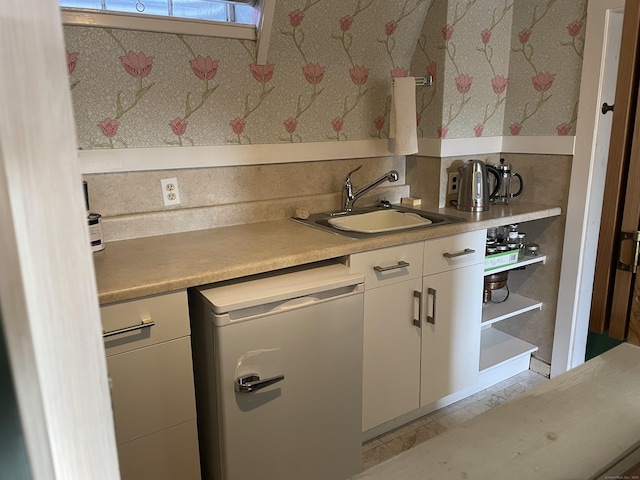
189,262,365,480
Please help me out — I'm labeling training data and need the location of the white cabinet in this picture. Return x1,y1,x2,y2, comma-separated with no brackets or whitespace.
361,278,423,431
352,231,485,432
100,290,201,480
420,265,483,407
420,231,485,407
351,242,423,432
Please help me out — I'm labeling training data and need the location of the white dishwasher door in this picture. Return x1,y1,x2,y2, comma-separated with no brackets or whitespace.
192,263,365,480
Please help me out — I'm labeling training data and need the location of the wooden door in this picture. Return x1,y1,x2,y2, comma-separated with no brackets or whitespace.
590,0,640,342
607,100,640,341
629,275,640,344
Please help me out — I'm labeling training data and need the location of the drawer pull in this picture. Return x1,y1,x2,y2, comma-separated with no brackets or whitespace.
103,318,155,338
373,260,410,272
443,248,475,259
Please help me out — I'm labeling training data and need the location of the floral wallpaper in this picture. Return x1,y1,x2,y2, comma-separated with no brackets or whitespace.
410,0,587,139
505,0,587,137
63,0,586,150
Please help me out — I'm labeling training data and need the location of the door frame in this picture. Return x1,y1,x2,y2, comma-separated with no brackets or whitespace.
552,0,625,377
0,0,120,477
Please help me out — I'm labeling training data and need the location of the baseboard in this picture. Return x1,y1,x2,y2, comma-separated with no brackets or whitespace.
529,356,551,378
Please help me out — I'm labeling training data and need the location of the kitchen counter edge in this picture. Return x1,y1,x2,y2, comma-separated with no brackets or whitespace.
94,203,561,305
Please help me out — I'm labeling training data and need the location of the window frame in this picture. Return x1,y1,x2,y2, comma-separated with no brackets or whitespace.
60,0,275,64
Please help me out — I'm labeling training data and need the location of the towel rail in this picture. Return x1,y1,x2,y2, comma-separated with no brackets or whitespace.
391,76,433,87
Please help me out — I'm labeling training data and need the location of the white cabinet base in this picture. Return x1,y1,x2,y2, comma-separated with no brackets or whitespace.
480,327,538,372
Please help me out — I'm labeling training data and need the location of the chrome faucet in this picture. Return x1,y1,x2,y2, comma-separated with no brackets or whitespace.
343,165,399,212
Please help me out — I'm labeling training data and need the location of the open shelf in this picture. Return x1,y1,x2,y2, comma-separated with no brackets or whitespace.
482,293,543,326
480,327,538,372
484,254,546,275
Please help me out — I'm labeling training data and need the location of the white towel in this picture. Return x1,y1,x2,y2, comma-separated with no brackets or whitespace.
389,76,418,155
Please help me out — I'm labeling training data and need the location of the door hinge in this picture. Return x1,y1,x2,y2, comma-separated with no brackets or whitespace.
617,230,640,273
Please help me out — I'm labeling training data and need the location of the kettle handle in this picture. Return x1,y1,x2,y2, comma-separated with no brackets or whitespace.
511,172,524,198
486,166,502,199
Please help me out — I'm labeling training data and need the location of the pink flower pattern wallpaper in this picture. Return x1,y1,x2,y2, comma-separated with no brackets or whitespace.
410,0,586,139
63,0,586,150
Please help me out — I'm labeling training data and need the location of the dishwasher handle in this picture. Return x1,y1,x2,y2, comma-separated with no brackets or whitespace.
235,373,285,394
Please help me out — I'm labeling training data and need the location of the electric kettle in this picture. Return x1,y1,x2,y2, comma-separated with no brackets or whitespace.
455,160,501,212
492,158,523,204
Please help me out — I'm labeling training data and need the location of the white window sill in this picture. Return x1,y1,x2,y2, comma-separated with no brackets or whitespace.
60,8,256,40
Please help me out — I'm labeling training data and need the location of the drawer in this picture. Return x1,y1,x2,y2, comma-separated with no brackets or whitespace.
117,419,201,480
107,337,197,445
349,242,423,290
423,230,486,276
101,290,189,356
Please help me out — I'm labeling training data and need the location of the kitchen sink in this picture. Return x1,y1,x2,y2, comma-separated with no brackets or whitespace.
292,205,466,239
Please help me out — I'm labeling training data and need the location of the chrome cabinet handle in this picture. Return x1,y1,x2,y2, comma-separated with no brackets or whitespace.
235,373,285,394
373,260,410,272
413,290,422,328
427,288,436,325
103,318,155,338
443,248,475,259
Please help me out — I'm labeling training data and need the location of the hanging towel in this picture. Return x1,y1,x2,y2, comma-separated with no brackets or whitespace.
389,76,418,155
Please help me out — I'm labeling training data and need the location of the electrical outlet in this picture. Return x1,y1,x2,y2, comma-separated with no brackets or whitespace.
447,172,459,195
160,177,181,206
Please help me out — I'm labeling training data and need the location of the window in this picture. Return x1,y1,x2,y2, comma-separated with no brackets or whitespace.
59,0,256,25
59,0,278,53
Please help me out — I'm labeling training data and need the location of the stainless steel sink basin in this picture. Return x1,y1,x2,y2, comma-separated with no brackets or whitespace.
292,205,466,239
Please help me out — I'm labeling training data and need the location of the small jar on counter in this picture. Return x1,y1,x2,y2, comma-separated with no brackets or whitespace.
88,213,105,252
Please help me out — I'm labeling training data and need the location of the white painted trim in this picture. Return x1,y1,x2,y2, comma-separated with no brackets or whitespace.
79,135,576,173
500,135,576,155
417,136,574,158
60,8,256,40
416,136,504,157
1,0,120,477
78,139,397,173
440,136,504,157
255,0,276,65
551,0,625,377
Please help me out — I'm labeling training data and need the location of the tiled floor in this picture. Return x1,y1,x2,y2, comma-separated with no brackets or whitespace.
361,370,548,471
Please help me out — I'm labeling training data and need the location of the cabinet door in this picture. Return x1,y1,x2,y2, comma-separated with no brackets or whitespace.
362,278,422,431
420,264,483,407
107,337,197,445
117,419,201,480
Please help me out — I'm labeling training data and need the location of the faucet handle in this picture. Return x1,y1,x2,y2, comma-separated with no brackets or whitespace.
345,165,363,183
